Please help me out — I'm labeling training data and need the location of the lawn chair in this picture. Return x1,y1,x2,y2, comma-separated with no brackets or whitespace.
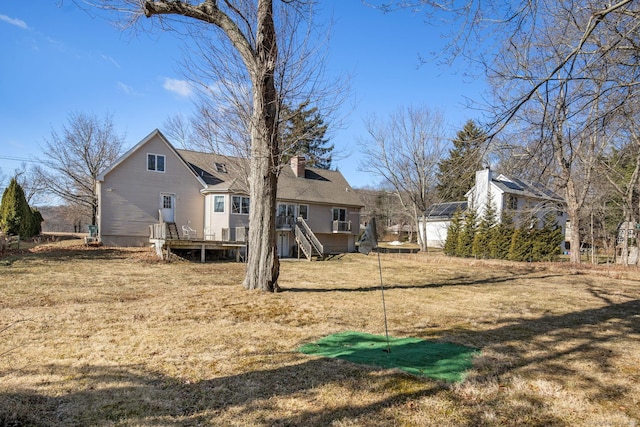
182,225,197,239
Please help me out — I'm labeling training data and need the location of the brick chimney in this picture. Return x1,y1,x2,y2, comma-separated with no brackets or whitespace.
290,155,306,177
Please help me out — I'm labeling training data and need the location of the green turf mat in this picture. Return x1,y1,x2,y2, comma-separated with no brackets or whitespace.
298,331,478,382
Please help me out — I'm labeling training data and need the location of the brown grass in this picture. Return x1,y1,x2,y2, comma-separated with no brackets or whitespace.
1,242,639,426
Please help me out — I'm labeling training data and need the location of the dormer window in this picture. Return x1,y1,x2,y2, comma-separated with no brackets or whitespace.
215,162,227,173
147,154,165,172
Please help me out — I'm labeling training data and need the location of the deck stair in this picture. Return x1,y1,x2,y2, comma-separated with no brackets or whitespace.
294,217,325,260
166,222,180,240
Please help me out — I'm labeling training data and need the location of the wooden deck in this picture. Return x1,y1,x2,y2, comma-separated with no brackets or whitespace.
151,237,247,262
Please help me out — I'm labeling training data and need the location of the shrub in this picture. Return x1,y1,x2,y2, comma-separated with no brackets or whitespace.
0,178,42,238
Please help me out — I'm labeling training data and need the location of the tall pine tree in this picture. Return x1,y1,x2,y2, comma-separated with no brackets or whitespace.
436,120,487,201
472,194,497,258
488,212,515,259
457,208,478,257
281,102,333,169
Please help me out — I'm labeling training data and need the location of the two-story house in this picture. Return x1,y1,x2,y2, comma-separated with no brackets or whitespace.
420,169,567,248
96,129,364,259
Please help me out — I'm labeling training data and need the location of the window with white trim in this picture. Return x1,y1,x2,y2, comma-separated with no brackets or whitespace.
214,195,225,213
277,203,296,218
147,154,165,172
232,196,250,214
332,207,347,222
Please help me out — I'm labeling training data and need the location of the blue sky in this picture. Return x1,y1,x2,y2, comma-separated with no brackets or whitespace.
0,1,487,193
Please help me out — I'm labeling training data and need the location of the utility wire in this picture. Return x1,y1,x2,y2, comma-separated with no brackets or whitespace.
0,155,34,162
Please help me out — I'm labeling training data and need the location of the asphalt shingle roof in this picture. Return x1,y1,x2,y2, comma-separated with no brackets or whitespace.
177,149,364,207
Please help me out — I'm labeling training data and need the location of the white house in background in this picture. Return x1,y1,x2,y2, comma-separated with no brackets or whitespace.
96,129,364,259
419,169,568,248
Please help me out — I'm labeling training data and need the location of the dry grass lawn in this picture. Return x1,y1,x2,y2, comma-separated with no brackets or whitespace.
1,241,639,426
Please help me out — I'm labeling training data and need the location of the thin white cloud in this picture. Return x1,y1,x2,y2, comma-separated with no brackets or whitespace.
0,14,28,30
117,82,136,96
102,54,121,69
46,36,67,53
163,78,193,98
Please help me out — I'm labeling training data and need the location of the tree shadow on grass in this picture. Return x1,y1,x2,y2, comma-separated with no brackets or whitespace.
0,247,137,265
0,358,446,426
446,298,640,423
282,272,565,293
1,300,637,425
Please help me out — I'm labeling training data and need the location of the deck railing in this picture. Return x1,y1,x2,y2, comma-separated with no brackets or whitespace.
294,225,313,259
332,220,352,233
297,217,324,255
276,215,295,229
149,223,166,239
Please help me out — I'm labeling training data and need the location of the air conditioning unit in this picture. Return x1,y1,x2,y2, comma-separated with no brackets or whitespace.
235,227,247,242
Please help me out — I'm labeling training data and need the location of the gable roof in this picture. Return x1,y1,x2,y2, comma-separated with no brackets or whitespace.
178,148,363,207
97,129,207,188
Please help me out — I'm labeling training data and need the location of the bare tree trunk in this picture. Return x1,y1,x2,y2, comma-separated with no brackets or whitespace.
243,0,280,291
417,212,428,252
620,210,630,266
564,178,582,264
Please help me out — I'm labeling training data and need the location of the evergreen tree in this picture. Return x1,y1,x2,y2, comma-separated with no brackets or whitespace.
508,217,536,262
28,207,44,237
436,120,487,201
0,178,42,238
472,196,497,258
444,208,463,256
488,212,514,259
508,227,526,261
457,209,477,257
281,102,333,169
531,211,563,261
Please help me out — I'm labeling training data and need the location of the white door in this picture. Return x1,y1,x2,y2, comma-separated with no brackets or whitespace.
160,193,175,223
277,232,289,257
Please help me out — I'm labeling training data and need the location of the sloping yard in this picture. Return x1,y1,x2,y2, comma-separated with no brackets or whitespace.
1,242,638,426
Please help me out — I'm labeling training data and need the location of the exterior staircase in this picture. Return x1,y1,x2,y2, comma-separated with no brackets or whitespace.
166,222,180,240
294,217,325,260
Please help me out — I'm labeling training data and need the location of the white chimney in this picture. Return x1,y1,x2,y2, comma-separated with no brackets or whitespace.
290,156,306,177
474,168,492,213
